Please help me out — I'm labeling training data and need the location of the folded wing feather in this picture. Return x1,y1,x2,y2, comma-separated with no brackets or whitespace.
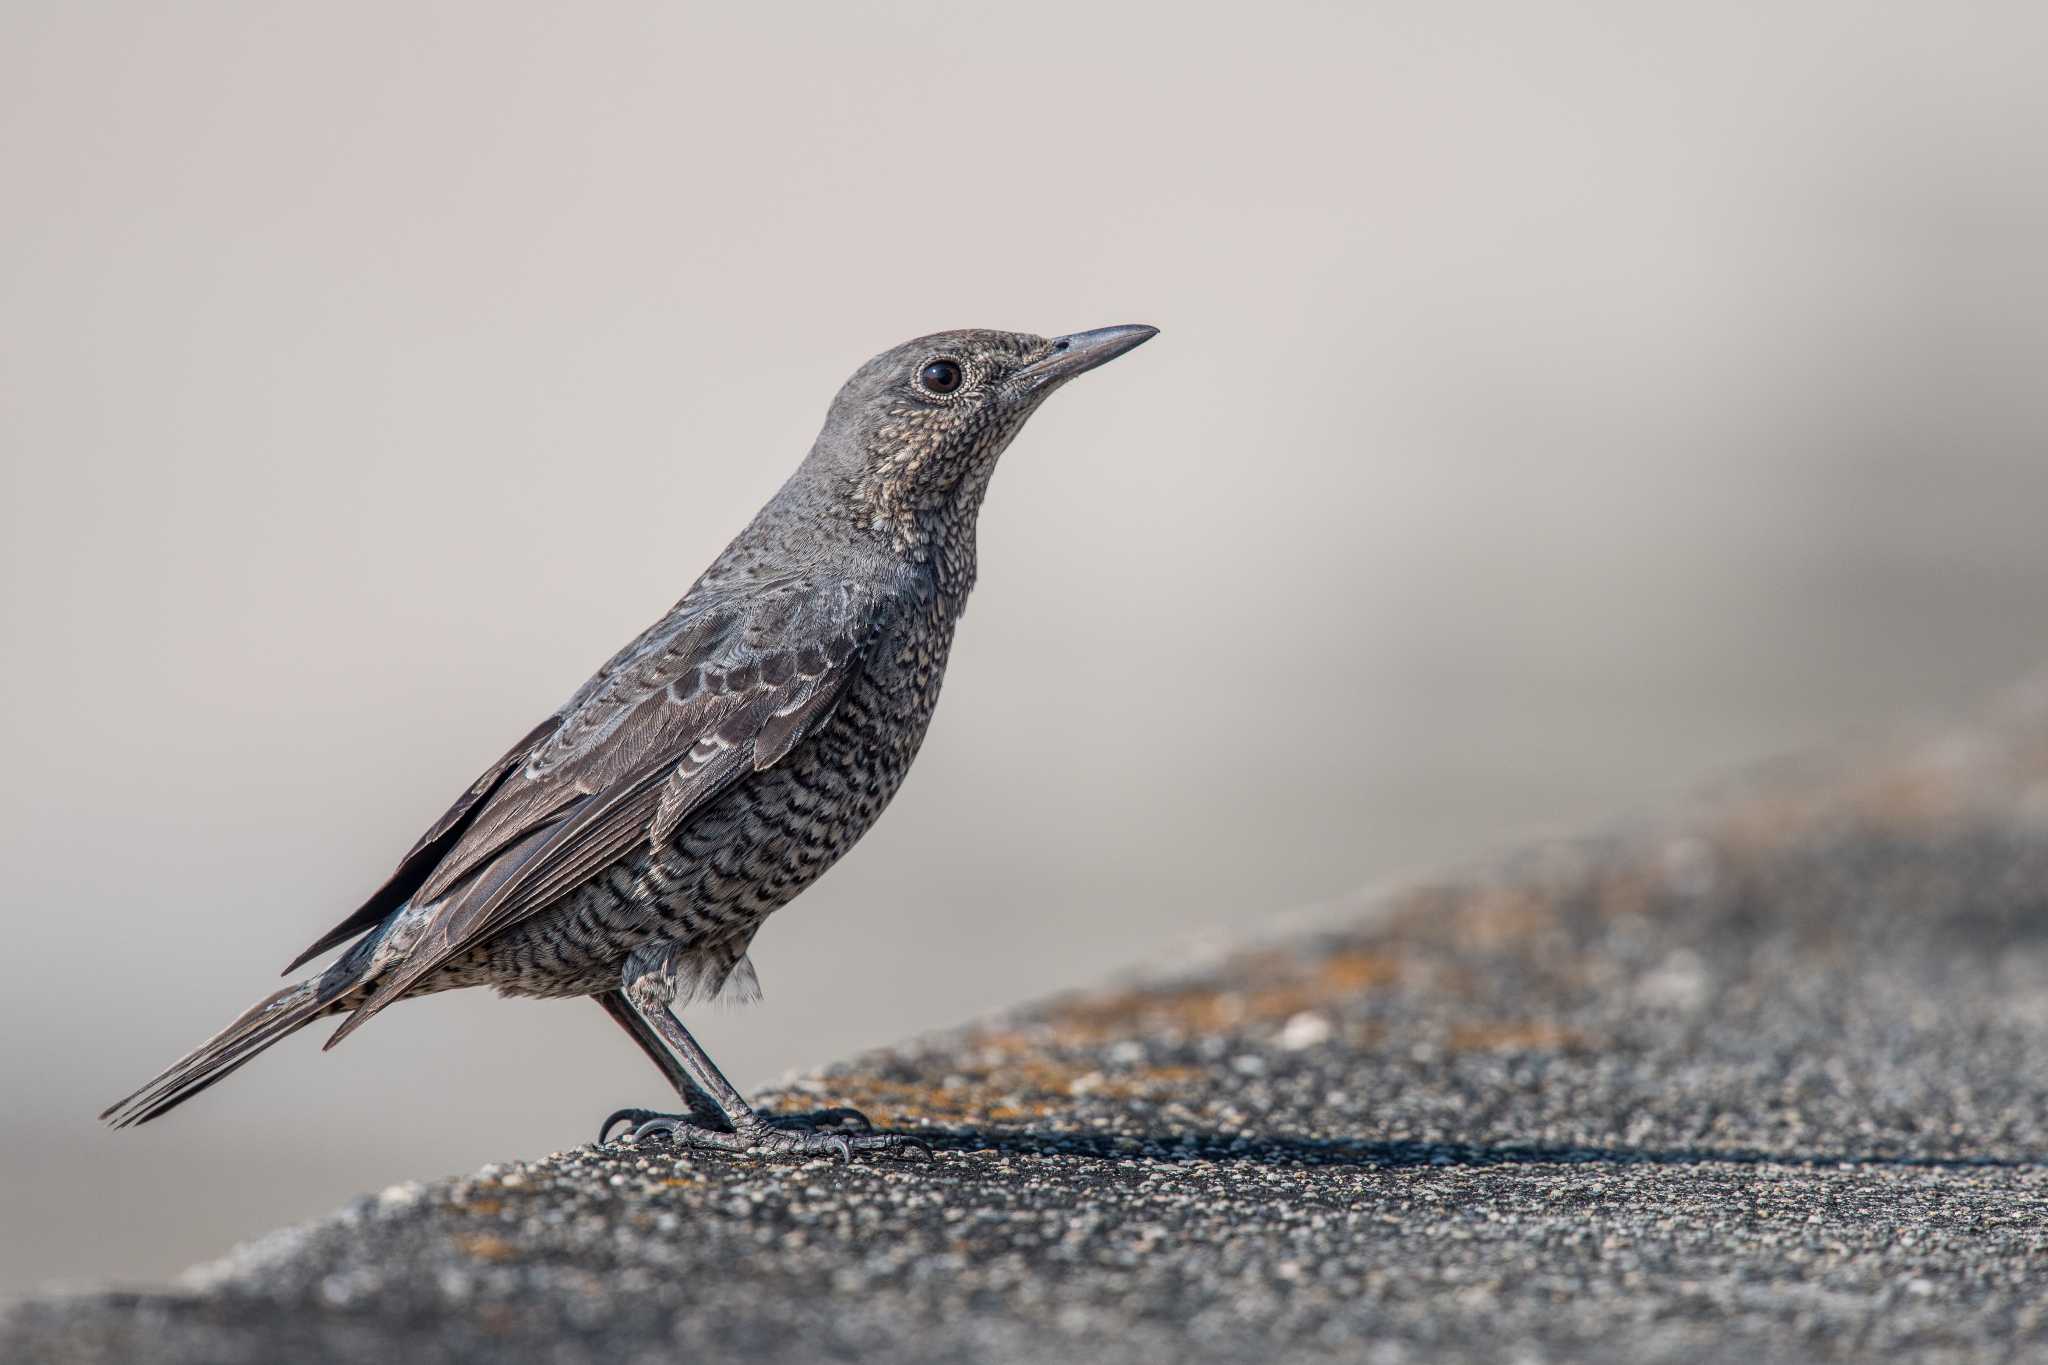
308,574,897,1045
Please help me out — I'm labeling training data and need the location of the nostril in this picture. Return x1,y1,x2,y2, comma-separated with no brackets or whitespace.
1053,339,1069,352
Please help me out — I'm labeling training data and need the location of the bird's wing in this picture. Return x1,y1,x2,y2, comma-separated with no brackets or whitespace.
317,571,909,1045
280,607,700,975
281,715,560,973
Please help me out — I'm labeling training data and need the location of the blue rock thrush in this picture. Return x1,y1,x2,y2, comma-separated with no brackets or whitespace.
103,324,1158,1161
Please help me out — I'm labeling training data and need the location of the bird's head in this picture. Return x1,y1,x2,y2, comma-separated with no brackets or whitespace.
815,325,1157,547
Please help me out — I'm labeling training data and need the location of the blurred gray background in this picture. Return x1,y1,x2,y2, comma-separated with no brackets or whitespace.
5,0,2047,1296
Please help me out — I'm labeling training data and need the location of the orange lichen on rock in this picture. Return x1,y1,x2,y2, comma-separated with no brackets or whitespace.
1036,950,1404,1046
453,1233,519,1263
818,1061,1210,1128
1445,1020,1587,1052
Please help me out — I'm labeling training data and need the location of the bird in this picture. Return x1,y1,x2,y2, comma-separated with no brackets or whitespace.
102,324,1158,1161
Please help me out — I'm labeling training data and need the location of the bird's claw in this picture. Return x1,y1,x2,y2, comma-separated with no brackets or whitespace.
600,1102,873,1147
600,1106,682,1145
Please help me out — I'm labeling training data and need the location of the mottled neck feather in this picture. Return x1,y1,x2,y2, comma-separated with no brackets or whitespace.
847,479,982,607
842,433,1009,606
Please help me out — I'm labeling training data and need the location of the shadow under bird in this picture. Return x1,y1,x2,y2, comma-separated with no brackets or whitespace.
104,324,1157,1160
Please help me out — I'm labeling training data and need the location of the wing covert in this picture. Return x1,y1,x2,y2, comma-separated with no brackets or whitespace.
321,574,898,1043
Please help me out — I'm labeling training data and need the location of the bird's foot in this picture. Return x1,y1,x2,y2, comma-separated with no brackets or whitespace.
599,1106,726,1144
607,1110,928,1163
598,1103,874,1146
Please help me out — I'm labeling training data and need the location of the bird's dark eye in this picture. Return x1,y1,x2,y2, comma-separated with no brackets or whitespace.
920,359,963,395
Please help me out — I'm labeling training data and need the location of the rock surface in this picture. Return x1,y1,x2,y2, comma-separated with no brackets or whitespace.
12,691,2048,1364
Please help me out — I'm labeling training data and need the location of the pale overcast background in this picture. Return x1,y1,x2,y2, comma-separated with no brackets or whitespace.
5,1,2048,1294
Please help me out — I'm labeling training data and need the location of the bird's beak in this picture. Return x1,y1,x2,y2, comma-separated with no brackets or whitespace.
1015,324,1159,393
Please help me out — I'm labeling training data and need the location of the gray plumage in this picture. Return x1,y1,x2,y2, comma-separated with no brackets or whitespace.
104,324,1156,1159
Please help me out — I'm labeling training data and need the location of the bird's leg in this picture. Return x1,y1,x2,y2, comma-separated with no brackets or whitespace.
601,977,925,1163
595,950,869,1143
592,989,730,1141
593,987,872,1144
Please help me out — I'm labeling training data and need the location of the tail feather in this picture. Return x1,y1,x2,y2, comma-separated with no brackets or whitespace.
100,965,362,1128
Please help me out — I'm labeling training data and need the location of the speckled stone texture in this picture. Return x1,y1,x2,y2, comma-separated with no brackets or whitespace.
14,687,2048,1364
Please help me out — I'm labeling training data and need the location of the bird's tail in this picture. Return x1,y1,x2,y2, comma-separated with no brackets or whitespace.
100,958,365,1128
